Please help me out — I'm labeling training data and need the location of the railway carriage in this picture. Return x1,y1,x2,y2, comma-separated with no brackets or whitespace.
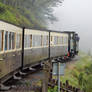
0,21,22,82
23,29,69,67
0,20,79,86
50,32,68,58
23,29,49,67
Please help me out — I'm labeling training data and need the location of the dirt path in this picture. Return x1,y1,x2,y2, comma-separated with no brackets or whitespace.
66,56,80,70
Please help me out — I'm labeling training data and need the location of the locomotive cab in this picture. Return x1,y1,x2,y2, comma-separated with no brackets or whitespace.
70,32,75,57
63,31,75,58
69,32,80,57
75,33,80,55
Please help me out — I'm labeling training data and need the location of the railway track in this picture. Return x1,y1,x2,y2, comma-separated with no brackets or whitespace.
0,56,80,92
0,64,44,92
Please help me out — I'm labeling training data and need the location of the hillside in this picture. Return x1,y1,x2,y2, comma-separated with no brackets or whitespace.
48,53,92,92
61,53,92,92
0,0,62,28
0,2,34,27
0,2,47,28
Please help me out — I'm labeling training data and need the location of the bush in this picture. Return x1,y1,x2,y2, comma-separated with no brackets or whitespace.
0,3,6,13
48,86,58,92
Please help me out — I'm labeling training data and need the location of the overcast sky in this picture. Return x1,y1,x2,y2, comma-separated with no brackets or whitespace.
48,0,92,53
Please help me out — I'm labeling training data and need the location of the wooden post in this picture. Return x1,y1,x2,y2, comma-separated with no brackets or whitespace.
42,62,49,92
66,80,69,89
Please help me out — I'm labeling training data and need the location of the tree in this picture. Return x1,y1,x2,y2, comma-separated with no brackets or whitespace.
0,0,63,27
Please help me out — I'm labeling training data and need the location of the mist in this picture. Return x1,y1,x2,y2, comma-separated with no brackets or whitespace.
48,0,92,53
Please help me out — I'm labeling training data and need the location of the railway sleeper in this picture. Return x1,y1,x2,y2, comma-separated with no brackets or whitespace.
13,75,21,80
29,67,36,71
0,84,11,91
0,62,45,90
19,71,27,76
21,67,36,75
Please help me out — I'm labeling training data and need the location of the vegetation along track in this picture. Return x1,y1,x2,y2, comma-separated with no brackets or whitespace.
60,53,92,92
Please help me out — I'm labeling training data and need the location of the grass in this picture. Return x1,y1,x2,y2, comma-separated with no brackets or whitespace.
0,2,45,28
60,52,92,88
0,2,33,27
49,52,92,92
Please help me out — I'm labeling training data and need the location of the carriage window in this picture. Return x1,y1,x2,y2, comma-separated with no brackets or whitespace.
51,36,53,41
8,32,15,50
43,35,48,46
41,35,43,46
30,35,32,47
24,35,31,48
9,32,11,49
24,35,27,48
47,36,49,45
66,37,68,44
63,37,65,44
11,33,15,49
58,36,64,44
16,34,21,49
32,35,41,47
63,37,68,44
0,31,3,51
32,35,35,47
58,37,63,45
5,31,8,50
54,36,58,45
62,37,63,44
50,36,53,45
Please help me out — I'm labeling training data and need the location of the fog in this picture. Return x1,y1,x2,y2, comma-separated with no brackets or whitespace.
48,0,92,53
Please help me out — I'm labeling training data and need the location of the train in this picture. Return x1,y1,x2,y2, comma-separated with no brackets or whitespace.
0,20,79,89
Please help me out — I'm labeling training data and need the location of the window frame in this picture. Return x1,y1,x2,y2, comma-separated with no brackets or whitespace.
16,33,22,49
46,36,49,46
0,30,4,52
54,36,58,45
30,35,32,47
4,31,8,51
4,31,17,52
41,35,43,46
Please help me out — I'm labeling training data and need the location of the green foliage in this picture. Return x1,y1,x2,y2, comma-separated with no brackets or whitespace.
85,75,92,92
0,2,33,27
60,52,92,92
0,0,63,28
48,86,58,92
78,72,87,91
85,64,92,74
72,69,79,79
